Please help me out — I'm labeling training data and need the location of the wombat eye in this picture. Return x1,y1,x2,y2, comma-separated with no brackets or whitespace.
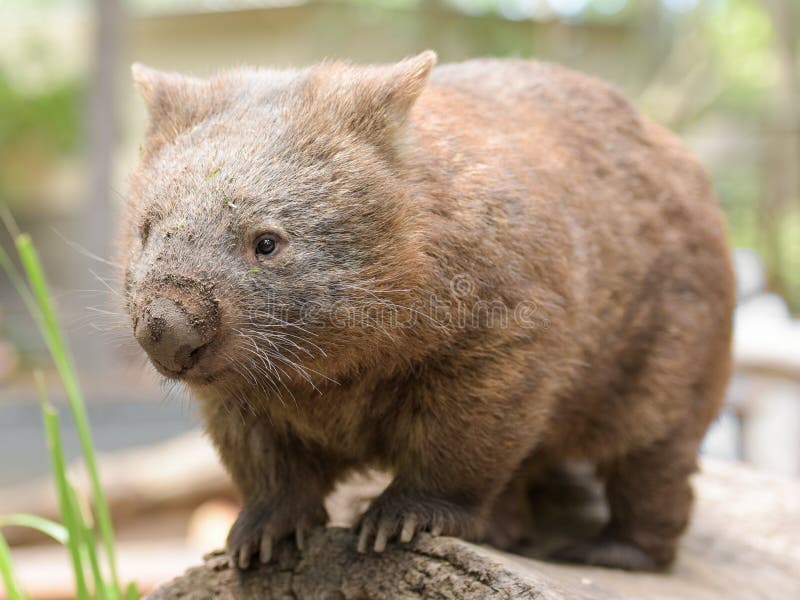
255,235,278,256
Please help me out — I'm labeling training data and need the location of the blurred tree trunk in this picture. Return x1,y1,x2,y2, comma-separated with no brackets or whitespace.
759,0,799,295
76,0,123,370
85,0,121,266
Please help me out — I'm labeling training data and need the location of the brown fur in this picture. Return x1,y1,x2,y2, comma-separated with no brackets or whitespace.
123,53,735,571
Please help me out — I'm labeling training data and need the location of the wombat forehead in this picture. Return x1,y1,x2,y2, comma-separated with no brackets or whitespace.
141,136,339,211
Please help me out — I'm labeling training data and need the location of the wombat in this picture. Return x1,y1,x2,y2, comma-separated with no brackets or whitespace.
123,52,735,571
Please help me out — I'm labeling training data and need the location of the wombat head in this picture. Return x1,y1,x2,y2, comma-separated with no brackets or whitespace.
122,52,438,390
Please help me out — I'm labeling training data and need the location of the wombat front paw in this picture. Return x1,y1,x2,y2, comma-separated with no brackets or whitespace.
226,500,327,569
354,491,483,553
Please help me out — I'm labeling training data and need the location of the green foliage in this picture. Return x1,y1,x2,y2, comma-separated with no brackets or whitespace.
0,515,68,545
0,532,26,600
0,218,136,599
0,69,83,198
16,233,123,592
0,74,81,154
701,0,777,111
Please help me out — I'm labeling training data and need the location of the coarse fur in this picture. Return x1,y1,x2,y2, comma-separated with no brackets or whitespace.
122,52,735,571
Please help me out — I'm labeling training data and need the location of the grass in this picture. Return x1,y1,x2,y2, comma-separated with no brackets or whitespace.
0,217,138,600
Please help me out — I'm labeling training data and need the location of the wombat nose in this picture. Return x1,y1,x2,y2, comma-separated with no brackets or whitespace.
134,297,214,374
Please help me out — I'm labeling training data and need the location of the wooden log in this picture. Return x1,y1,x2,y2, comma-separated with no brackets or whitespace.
0,431,233,546
148,459,800,599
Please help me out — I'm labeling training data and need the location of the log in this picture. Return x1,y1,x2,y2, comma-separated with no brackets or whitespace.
148,531,550,599
0,431,233,546
148,459,800,599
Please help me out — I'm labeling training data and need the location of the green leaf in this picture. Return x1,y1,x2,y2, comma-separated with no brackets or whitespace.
41,398,89,599
0,531,27,600
67,484,113,600
0,514,68,545
18,235,122,592
125,582,140,600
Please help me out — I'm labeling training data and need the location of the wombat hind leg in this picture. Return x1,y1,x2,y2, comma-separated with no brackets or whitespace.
550,537,660,571
484,473,536,551
552,429,699,571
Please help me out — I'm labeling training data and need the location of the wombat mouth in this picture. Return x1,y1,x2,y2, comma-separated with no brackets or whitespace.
148,344,220,380
151,358,230,387
150,357,190,379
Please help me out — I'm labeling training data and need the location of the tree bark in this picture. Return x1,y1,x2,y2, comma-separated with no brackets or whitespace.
148,529,555,600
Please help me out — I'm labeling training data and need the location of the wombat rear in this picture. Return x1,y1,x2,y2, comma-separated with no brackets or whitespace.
123,52,734,571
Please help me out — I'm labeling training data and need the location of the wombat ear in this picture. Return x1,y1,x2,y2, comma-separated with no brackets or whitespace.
379,50,437,117
131,64,217,155
365,51,437,139
315,51,437,144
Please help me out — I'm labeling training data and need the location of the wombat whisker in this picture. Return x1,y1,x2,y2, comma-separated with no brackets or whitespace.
52,228,117,268
240,322,323,344
64,287,124,299
269,332,327,357
239,335,328,394
239,342,283,385
235,344,296,410
236,325,316,361
89,269,124,300
66,316,126,338
160,378,188,404
270,353,335,390
84,321,129,333
247,341,319,392
239,311,319,338
86,324,131,339
235,328,322,359
69,312,130,337
246,358,285,401
270,353,319,390
253,334,338,386
69,313,123,328
222,369,263,418
264,363,301,408
209,373,256,423
85,306,127,318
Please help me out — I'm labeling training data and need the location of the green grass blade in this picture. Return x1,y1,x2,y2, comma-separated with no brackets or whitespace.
67,485,113,600
124,582,139,600
18,235,121,591
41,401,89,599
0,515,68,545
0,241,41,330
0,531,27,600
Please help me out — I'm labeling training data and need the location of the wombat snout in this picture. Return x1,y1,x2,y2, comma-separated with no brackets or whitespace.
134,296,217,376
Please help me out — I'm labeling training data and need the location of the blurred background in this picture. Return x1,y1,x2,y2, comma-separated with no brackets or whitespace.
0,0,798,596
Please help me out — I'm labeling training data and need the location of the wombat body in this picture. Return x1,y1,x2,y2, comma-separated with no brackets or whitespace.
124,52,734,571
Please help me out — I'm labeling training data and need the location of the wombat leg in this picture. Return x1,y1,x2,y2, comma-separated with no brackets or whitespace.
226,496,329,569
355,419,534,551
484,477,534,551
221,437,341,569
483,458,545,551
552,428,698,571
